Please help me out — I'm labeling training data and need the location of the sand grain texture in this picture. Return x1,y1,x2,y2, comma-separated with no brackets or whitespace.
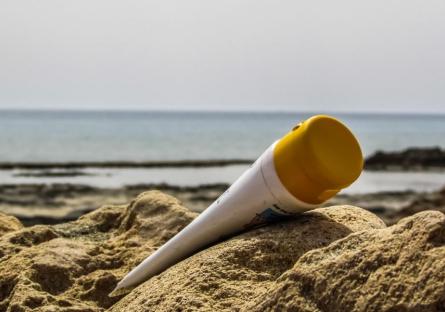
0,191,444,312
249,210,445,311
0,212,23,237
0,191,196,311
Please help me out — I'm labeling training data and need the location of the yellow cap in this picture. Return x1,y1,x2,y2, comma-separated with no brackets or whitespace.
273,115,363,204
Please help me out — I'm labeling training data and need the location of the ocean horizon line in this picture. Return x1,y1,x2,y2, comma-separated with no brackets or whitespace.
0,108,444,117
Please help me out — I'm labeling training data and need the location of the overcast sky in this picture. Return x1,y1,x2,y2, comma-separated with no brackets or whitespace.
1,1,444,113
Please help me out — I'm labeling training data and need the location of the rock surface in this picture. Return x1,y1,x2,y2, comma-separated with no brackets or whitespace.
0,212,23,237
249,210,445,312
0,191,444,312
110,205,385,312
0,191,196,311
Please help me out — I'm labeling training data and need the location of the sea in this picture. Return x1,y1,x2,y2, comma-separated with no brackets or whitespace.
0,110,444,193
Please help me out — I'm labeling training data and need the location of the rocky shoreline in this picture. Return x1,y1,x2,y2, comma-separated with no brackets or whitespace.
0,191,443,311
1,183,444,227
0,146,444,227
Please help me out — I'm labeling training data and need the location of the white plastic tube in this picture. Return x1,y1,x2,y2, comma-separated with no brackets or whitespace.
114,114,364,293
114,143,316,291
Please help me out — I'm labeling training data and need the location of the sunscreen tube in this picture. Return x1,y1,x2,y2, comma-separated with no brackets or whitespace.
114,115,363,292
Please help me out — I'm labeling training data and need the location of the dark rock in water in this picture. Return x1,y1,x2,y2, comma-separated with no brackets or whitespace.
12,170,95,178
365,146,445,171
0,191,444,312
0,159,253,170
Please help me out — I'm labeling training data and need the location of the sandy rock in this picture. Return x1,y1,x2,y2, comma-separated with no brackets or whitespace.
1,190,444,312
111,206,445,312
0,191,196,312
249,210,445,312
110,206,385,312
0,212,23,237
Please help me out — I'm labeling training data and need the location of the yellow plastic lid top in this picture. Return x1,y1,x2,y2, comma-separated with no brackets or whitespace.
273,115,363,204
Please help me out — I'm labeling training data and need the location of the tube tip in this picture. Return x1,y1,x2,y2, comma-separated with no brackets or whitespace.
109,282,133,297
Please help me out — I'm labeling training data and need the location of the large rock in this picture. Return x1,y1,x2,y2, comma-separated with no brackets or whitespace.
110,205,385,312
249,210,445,311
0,190,444,312
0,191,196,311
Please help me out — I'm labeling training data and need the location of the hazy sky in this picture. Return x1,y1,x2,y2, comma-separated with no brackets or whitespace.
1,1,444,113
